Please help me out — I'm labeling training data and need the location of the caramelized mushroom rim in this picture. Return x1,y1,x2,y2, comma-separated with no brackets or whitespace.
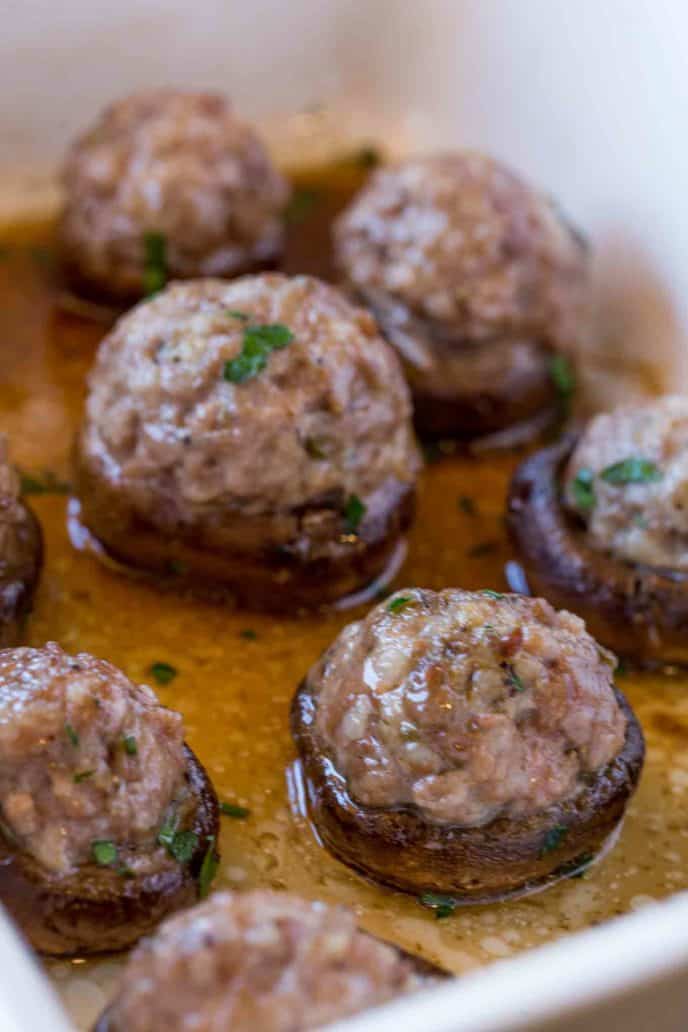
74,446,416,613
507,433,688,665
291,680,644,903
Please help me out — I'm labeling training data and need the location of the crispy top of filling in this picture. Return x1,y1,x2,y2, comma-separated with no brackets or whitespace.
311,589,626,825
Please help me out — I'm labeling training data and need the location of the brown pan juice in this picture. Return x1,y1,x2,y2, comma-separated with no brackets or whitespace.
0,161,687,1028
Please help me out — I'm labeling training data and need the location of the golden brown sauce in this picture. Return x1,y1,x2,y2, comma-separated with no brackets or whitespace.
1,163,687,1029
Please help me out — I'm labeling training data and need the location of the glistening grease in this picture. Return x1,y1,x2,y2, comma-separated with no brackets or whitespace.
0,162,686,1031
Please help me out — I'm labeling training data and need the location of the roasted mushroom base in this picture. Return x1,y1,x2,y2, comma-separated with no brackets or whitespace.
291,683,644,902
351,289,564,444
0,501,42,647
507,434,688,665
75,450,415,611
0,745,218,956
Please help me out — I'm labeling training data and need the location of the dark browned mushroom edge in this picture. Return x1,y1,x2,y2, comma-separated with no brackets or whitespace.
290,677,644,903
73,444,416,614
507,433,688,665
344,286,568,447
0,745,219,957
91,937,449,1032
0,500,43,647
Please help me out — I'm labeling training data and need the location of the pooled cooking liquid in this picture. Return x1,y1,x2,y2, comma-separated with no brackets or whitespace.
0,160,686,1030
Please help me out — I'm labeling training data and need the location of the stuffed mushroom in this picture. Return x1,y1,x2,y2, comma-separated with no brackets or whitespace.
508,394,688,664
291,588,644,901
60,89,289,302
94,890,443,1032
334,152,588,443
75,274,421,611
0,642,218,955
0,438,42,645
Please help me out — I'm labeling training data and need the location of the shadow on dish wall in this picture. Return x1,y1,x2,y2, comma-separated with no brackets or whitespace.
581,229,685,414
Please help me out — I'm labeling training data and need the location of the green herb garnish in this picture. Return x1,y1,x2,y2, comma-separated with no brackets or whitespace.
220,801,251,819
92,840,118,866
387,595,413,614
73,770,95,783
149,662,178,686
157,813,198,864
600,457,663,486
343,494,366,533
168,830,198,865
540,824,568,856
239,629,258,642
283,187,323,226
419,892,457,919
506,667,526,692
571,468,596,512
224,323,294,384
198,836,219,899
18,470,71,496
458,495,478,517
548,354,576,398
227,310,249,321
123,735,138,756
143,231,167,296
65,723,79,747
468,541,499,558
481,589,505,600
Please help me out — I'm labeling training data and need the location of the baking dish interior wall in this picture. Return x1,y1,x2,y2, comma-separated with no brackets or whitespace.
2,0,687,403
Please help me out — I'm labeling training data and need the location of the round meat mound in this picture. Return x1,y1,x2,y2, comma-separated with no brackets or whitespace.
60,89,289,301
564,394,688,571
96,890,437,1032
0,438,43,646
292,588,644,900
310,589,625,825
0,642,219,955
334,152,588,440
0,642,186,875
76,274,421,610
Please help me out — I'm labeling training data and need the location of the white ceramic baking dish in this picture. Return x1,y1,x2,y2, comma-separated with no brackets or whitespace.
2,1,688,1029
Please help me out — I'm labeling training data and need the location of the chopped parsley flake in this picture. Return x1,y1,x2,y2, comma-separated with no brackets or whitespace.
18,470,71,496
92,840,118,866
343,494,366,533
419,892,457,919
387,595,413,614
149,662,178,686
506,667,526,692
123,736,138,756
223,323,294,384
283,187,323,225
540,824,568,856
73,770,95,783
142,231,167,296
481,589,505,600
65,723,79,747
227,310,249,321
571,468,596,512
458,495,478,516
220,801,251,819
468,540,499,558
158,814,198,864
239,629,258,641
548,354,576,397
600,457,663,485
198,836,219,899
